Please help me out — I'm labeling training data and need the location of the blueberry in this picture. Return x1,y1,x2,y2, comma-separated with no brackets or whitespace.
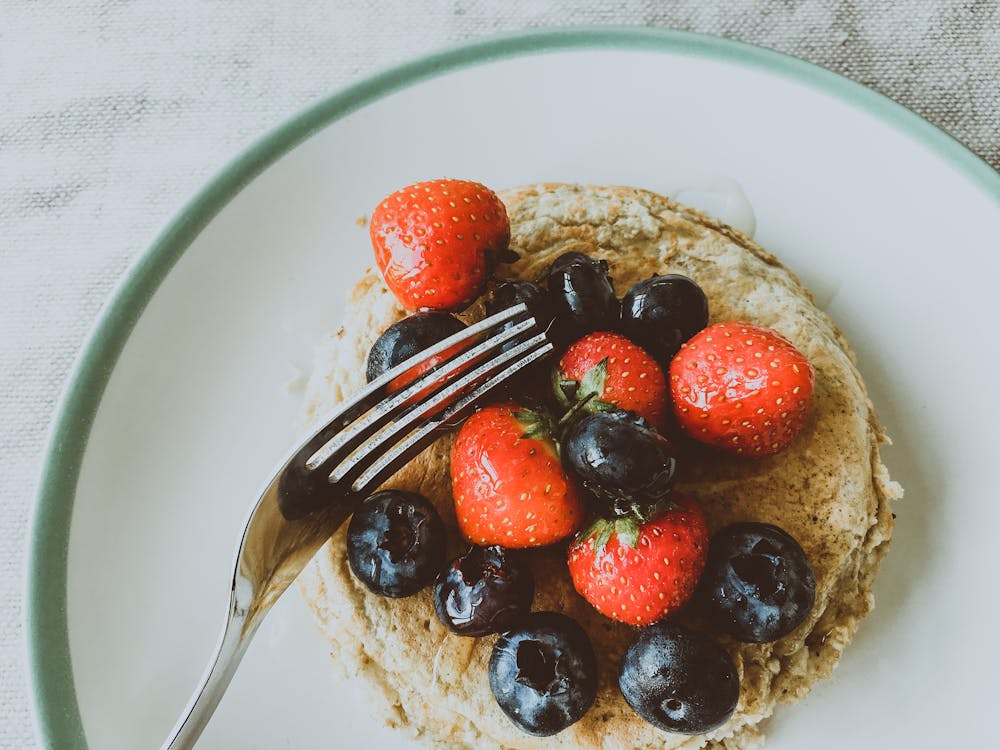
484,279,563,352
486,280,555,329
433,545,534,637
346,490,446,598
562,409,676,517
489,612,598,736
545,251,619,339
696,523,816,643
620,275,708,365
619,623,739,735
366,312,467,383
548,251,592,275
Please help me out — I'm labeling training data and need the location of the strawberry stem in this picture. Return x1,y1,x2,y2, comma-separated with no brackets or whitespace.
551,366,574,408
554,392,597,439
514,408,558,441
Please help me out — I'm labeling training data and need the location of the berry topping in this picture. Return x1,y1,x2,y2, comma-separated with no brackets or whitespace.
366,312,467,391
451,403,586,548
695,522,816,643
489,612,598,737
669,321,815,456
548,251,591,275
555,331,668,428
485,279,557,345
545,251,619,339
620,274,709,365
619,623,739,734
561,409,677,516
567,494,708,626
433,545,534,637
346,490,446,598
370,179,515,312
343,199,833,736
483,280,559,397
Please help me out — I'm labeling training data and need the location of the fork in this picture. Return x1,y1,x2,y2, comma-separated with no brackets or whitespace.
161,303,550,749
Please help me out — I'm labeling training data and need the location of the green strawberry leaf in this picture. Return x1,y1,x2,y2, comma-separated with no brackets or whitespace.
551,367,576,408
586,398,617,414
614,517,640,549
594,521,615,553
521,423,547,440
514,408,557,441
579,358,608,399
571,518,605,550
554,392,598,441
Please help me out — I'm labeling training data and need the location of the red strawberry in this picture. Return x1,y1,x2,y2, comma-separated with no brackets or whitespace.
370,179,514,312
669,321,815,456
567,493,708,626
555,331,668,427
451,403,586,548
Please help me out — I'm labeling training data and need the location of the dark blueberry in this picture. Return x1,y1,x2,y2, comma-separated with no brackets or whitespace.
545,251,619,339
365,312,467,383
620,275,708,365
346,490,446,598
489,612,598,737
486,280,554,328
548,250,592,275
562,409,676,517
619,623,739,735
433,545,534,636
696,523,816,643
485,279,562,347
482,280,562,401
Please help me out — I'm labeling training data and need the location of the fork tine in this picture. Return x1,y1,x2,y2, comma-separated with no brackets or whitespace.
305,316,538,472
368,302,530,393
330,330,550,485
351,339,555,493
277,304,532,520
294,303,530,460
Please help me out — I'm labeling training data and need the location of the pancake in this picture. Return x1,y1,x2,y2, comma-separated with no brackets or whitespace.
297,184,901,749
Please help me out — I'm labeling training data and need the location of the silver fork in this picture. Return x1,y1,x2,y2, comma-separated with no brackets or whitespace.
162,303,550,749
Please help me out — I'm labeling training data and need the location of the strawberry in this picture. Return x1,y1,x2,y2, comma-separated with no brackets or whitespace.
451,403,586,548
567,493,708,626
669,321,815,456
369,179,514,312
554,331,668,428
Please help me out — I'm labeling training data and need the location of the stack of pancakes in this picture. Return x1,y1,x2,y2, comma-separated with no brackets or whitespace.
298,184,901,750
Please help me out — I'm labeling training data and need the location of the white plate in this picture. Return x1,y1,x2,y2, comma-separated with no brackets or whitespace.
29,28,1000,749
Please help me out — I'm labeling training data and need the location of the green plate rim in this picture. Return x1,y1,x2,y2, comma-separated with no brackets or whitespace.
26,25,1000,749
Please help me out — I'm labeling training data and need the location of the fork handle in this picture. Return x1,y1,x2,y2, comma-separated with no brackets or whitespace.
161,593,260,750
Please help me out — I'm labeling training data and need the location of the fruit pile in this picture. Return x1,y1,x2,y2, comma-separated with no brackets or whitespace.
344,179,819,738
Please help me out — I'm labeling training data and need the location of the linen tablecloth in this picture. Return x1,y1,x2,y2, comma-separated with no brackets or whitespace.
2,1,997,746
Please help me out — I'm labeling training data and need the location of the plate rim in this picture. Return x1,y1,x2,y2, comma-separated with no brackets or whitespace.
26,25,1000,749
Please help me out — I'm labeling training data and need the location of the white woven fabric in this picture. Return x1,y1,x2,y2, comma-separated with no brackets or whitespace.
2,1,997,746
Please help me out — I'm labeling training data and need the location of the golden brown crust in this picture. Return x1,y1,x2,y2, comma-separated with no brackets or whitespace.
297,184,901,749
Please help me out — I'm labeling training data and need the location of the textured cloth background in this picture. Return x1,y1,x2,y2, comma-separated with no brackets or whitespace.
2,1,997,746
